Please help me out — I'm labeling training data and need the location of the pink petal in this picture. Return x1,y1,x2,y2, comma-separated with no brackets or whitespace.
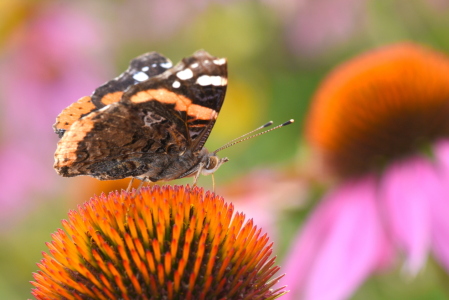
282,176,391,300
285,0,367,57
430,140,449,271
434,139,449,170
428,191,449,271
378,156,441,274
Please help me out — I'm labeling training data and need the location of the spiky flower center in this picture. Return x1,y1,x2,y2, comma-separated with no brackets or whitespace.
307,43,449,178
31,185,285,300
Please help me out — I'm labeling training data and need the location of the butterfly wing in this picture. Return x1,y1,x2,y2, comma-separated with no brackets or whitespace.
53,52,172,137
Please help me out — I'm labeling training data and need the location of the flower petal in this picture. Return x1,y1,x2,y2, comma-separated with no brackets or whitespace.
430,140,449,271
379,156,440,274
434,139,449,170
282,176,391,300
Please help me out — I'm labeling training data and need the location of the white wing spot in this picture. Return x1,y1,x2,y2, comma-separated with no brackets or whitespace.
133,72,150,82
191,62,199,68
213,58,226,65
161,62,173,68
176,68,194,80
142,66,149,71
196,75,227,86
172,80,181,88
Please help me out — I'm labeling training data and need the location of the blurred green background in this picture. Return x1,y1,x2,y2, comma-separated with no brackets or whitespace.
1,0,449,299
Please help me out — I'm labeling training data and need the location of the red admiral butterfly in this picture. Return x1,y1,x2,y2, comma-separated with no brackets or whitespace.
54,50,293,184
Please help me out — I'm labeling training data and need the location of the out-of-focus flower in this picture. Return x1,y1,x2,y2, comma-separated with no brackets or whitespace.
0,3,110,225
31,185,286,300
222,169,307,242
263,0,367,58
283,43,449,300
425,0,449,11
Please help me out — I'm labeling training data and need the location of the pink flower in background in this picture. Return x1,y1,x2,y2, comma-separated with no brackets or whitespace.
221,169,307,241
265,0,449,59
263,0,368,58
0,3,110,226
283,43,449,299
285,0,367,57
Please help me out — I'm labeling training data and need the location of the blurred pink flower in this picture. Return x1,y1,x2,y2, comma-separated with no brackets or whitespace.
425,0,449,11
263,0,367,58
283,43,449,299
221,169,307,241
0,3,110,226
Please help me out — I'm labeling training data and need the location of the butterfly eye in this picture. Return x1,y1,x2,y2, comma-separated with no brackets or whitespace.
205,156,219,170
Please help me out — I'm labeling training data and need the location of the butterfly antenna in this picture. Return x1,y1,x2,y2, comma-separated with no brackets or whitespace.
213,119,294,154
218,121,274,148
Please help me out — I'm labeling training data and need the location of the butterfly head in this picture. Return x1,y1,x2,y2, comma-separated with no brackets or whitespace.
201,153,229,175
201,152,229,176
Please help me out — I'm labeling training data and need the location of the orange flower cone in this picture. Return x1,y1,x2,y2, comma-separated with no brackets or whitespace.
307,43,449,178
31,185,286,300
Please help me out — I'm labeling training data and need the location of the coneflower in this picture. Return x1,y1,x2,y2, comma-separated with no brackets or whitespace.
31,185,286,300
283,43,449,300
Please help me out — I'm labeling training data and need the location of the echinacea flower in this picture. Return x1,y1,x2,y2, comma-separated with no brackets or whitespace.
283,43,449,300
31,185,286,300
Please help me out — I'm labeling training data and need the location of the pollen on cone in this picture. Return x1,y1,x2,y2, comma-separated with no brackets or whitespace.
306,43,449,177
31,185,286,300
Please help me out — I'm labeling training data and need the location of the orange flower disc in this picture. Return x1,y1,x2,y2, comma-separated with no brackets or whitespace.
307,43,449,177
31,185,286,300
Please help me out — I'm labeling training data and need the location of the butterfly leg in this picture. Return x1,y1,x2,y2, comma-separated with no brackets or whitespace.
192,162,205,186
126,178,135,192
136,177,148,193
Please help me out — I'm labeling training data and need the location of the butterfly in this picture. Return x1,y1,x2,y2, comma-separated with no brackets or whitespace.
54,50,229,183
